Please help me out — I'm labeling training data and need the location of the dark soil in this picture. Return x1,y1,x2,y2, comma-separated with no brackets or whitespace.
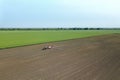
0,34,120,80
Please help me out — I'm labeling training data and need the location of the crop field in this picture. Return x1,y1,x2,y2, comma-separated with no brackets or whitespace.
0,30,120,49
0,34,120,80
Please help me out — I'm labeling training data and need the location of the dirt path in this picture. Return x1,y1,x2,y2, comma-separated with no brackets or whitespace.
0,34,120,80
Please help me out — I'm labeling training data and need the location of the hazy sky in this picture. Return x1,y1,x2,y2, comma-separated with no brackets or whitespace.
0,0,120,28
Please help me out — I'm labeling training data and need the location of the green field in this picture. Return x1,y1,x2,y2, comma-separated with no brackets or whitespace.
0,30,120,49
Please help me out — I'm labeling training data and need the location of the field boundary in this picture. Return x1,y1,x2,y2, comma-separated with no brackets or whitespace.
0,33,119,50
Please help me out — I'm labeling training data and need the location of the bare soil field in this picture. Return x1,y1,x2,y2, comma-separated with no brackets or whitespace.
0,34,120,80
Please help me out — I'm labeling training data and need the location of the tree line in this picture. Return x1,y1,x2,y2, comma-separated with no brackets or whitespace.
0,28,120,30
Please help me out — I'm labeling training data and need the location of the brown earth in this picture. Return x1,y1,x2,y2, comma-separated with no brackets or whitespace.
0,34,120,80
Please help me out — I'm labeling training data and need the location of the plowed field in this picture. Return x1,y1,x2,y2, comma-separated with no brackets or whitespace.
0,34,120,80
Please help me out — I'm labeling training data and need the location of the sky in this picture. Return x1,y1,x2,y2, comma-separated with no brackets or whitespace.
0,0,120,28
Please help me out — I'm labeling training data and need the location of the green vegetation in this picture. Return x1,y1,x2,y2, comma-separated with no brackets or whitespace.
0,30,120,49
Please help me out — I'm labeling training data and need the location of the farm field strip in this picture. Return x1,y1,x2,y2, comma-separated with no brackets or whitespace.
0,30,120,49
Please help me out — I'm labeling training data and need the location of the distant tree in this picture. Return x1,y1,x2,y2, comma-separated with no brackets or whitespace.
84,28,88,30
